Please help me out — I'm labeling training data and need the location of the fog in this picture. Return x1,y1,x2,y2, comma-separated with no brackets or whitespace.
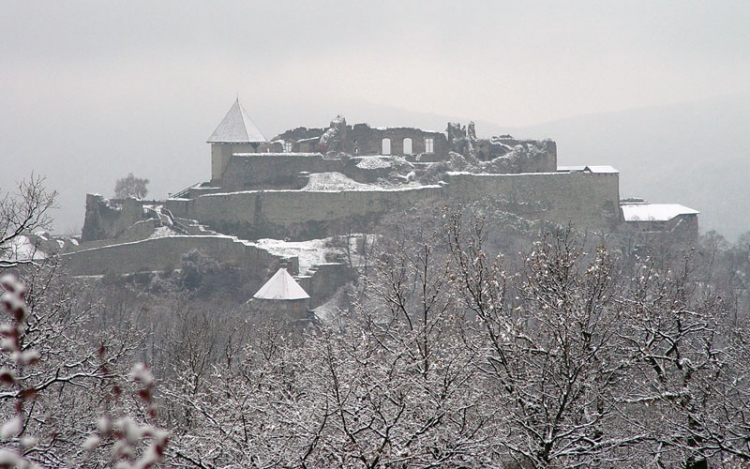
1,1,748,237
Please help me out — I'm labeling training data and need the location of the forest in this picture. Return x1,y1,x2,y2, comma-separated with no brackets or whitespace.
1,178,750,469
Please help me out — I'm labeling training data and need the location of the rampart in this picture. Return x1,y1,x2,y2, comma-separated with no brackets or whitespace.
165,169,621,240
81,194,154,242
62,232,347,305
216,152,423,192
445,171,621,228
166,186,446,241
62,235,281,276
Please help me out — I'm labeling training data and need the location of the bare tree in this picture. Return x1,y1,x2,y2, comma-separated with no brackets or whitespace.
114,173,149,200
0,175,57,268
446,217,638,467
0,261,171,468
164,216,495,468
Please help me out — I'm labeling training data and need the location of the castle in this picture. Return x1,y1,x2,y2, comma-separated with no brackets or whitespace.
64,100,699,306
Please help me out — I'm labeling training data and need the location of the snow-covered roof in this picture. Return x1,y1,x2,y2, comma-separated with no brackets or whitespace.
253,268,310,301
558,165,585,172
558,165,618,174
621,204,699,222
584,165,618,173
207,99,267,144
234,152,321,158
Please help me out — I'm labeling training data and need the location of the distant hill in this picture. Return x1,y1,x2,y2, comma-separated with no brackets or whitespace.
489,95,750,241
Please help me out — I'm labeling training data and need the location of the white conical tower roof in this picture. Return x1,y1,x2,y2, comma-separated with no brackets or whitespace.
207,99,267,144
253,268,310,301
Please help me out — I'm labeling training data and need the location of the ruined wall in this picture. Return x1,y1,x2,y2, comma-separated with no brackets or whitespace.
345,124,448,158
269,123,448,158
477,140,557,172
273,127,327,148
81,195,149,242
445,171,621,229
62,235,280,276
76,220,161,251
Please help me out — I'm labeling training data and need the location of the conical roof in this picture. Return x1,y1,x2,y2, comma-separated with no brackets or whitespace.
207,99,267,144
253,268,310,301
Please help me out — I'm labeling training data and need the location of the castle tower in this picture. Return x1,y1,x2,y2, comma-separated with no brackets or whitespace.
250,267,311,320
208,99,267,183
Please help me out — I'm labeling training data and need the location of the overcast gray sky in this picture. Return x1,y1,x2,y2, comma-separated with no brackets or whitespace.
1,0,748,231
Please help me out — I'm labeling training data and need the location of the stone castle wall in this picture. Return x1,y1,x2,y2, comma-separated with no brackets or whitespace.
81,194,152,242
271,122,449,158
297,263,353,309
211,143,262,182
343,125,448,157
220,153,342,191
445,171,621,228
62,235,281,276
166,186,445,241
165,170,620,240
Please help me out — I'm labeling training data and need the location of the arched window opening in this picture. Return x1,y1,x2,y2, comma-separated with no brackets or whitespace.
382,138,391,155
403,138,413,155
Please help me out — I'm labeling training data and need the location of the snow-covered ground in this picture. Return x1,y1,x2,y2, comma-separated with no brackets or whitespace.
301,172,424,192
1,235,46,263
253,238,337,275
301,172,375,191
148,226,181,239
355,156,393,170
313,285,349,323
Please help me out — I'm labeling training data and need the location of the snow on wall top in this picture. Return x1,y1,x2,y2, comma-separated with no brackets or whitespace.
584,165,618,174
558,165,619,174
621,204,699,222
253,268,310,301
299,172,425,192
207,99,267,144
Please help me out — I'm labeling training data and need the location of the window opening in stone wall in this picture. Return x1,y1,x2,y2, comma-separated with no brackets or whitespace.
403,138,413,155
424,137,434,154
382,138,391,155
283,141,293,153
